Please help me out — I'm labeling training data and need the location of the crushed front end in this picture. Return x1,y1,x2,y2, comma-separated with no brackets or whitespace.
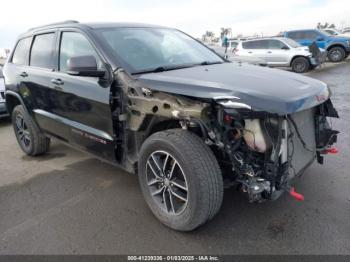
204,98,339,202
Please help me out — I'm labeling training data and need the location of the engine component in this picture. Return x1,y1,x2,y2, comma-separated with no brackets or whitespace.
243,119,270,153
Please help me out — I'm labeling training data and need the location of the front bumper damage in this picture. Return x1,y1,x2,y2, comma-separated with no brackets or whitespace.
204,98,339,202
309,43,327,66
112,69,339,203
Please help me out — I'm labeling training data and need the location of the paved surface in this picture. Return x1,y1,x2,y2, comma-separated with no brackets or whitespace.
0,61,349,255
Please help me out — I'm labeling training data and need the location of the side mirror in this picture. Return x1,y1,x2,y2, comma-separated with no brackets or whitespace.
281,46,290,50
67,55,105,77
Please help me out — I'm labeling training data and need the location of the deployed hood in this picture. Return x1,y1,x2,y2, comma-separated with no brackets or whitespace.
137,62,330,115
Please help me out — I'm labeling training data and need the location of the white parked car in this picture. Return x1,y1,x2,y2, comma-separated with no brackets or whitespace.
343,28,350,34
234,37,326,73
324,28,350,38
209,45,267,66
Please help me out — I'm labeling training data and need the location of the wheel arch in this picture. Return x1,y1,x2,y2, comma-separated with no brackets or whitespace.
290,55,309,66
5,91,41,131
147,119,182,136
326,43,346,52
5,91,27,115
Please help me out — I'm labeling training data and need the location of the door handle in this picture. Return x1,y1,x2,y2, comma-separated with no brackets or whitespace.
51,78,64,86
248,51,252,54
19,72,28,77
267,51,272,53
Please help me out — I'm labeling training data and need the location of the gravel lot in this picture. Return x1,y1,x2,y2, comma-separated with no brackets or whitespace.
0,60,349,255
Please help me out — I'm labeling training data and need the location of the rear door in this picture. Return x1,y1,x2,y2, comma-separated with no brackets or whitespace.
4,37,33,111
241,40,268,59
300,30,326,49
27,32,59,128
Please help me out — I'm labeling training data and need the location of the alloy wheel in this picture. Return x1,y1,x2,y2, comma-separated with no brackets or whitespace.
146,150,188,215
15,114,32,150
294,61,306,72
330,50,342,61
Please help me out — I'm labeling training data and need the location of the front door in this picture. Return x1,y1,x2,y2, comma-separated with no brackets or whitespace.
264,39,290,66
52,31,115,161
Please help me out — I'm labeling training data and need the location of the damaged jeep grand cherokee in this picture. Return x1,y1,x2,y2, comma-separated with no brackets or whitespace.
3,21,339,231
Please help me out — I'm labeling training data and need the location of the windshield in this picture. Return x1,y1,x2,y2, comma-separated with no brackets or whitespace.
325,29,342,35
283,38,302,48
319,29,332,37
96,28,224,74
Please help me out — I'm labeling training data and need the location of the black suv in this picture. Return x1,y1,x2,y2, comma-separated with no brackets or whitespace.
3,21,339,231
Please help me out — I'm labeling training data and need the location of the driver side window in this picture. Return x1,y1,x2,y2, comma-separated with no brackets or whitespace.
59,32,101,72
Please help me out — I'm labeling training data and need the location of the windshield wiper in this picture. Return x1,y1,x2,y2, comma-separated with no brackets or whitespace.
132,61,225,75
132,64,197,75
198,61,224,66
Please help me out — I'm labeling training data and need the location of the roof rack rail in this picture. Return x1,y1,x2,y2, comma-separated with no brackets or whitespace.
27,20,79,32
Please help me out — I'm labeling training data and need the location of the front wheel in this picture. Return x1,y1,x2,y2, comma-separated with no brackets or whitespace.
138,129,223,231
291,57,310,73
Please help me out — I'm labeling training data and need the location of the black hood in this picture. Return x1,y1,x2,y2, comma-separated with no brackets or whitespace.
137,62,330,115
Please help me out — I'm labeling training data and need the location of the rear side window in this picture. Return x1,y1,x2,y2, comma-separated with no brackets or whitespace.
59,32,101,72
30,33,55,69
243,40,268,49
242,41,257,49
303,31,320,40
12,38,32,65
287,31,304,40
230,42,238,48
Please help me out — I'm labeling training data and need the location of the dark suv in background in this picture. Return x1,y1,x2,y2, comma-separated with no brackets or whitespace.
3,21,339,231
284,29,350,62
0,65,9,117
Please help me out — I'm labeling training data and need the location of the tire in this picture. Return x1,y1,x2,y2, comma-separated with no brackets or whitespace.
327,46,346,62
138,129,223,231
12,105,50,156
291,57,310,73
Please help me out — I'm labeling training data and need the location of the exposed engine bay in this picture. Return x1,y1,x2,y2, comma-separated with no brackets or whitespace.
197,98,339,202
111,69,339,203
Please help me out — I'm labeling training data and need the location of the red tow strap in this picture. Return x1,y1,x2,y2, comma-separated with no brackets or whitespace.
289,187,305,201
325,147,339,154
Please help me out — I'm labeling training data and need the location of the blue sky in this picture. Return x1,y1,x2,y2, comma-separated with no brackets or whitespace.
0,0,349,48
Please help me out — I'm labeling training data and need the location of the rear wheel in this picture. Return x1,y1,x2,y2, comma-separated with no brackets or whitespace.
12,105,50,156
138,129,223,231
291,57,310,73
327,46,346,62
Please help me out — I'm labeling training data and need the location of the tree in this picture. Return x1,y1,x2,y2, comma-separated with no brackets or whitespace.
205,31,214,38
317,22,336,29
220,28,232,39
201,31,215,42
